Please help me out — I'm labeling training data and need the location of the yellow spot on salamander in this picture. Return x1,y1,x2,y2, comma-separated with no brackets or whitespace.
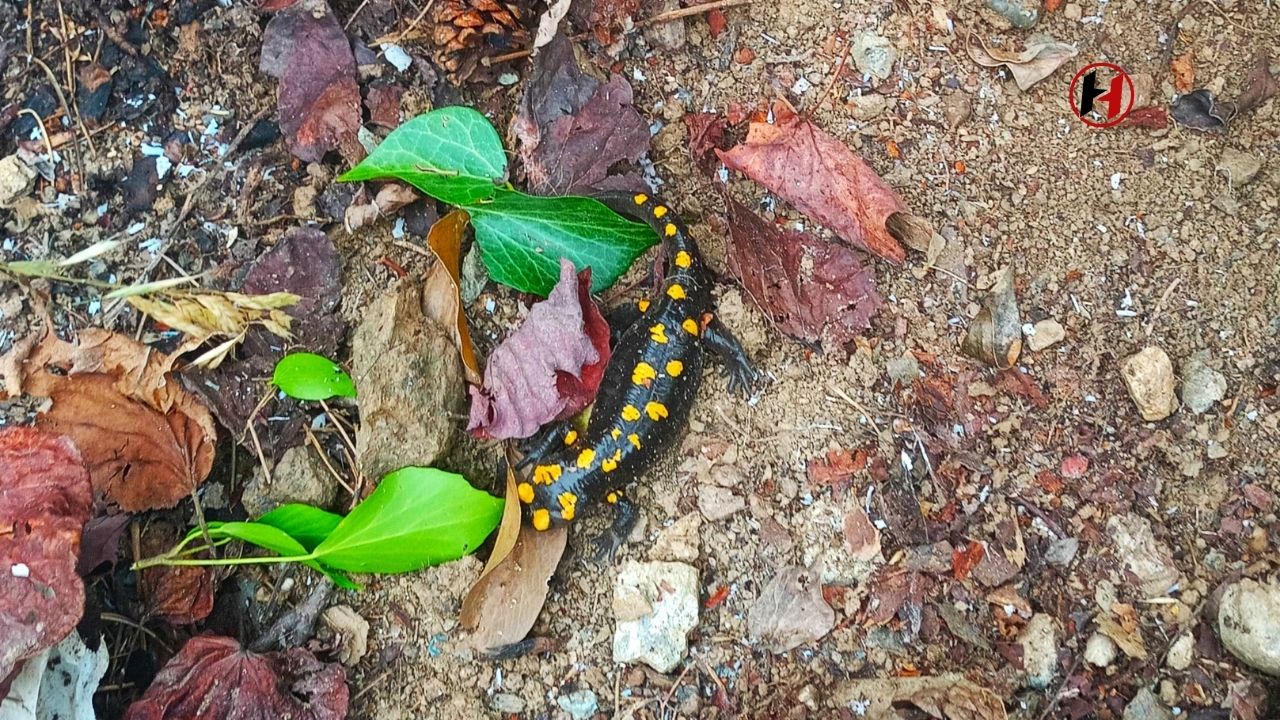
664,223,678,238
628,433,642,449
667,284,686,300
563,430,578,445
611,427,622,440
622,404,641,422
576,448,596,469
558,491,578,521
645,401,669,421
602,456,618,473
633,193,649,205
532,508,551,531
653,205,668,219
682,318,699,336
517,482,535,504
674,250,692,268
533,464,562,485
632,362,657,386
637,299,651,312
650,324,668,344
606,491,619,504
666,359,684,377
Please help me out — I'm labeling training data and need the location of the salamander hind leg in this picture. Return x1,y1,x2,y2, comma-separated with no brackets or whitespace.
590,491,640,564
701,316,763,396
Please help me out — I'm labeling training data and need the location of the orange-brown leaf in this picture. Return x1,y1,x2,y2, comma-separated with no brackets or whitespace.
1171,52,1196,94
423,210,483,384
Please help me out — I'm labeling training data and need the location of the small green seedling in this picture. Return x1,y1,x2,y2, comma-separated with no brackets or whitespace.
133,467,504,590
338,106,657,296
273,352,356,401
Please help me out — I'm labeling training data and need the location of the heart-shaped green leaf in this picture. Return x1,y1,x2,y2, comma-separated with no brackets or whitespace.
338,106,507,206
258,504,344,551
469,191,658,295
273,352,356,401
312,467,502,573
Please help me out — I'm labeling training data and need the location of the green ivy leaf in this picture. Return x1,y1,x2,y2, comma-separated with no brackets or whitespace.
311,467,503,573
272,352,356,401
258,504,344,551
338,106,507,206
469,191,658,295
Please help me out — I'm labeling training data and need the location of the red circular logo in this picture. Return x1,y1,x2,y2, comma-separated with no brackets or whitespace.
1068,62,1134,128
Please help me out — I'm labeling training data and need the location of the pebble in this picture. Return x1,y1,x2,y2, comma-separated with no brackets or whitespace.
1084,632,1118,667
1025,319,1066,352
985,0,1039,28
1063,2,1083,20
1217,578,1280,676
319,605,369,666
1180,353,1227,414
1045,537,1079,567
885,353,920,385
1107,514,1182,596
650,513,702,562
851,30,897,80
1120,346,1177,421
1165,632,1194,670
241,445,338,517
1217,148,1262,188
1122,687,1174,720
847,93,888,121
697,485,745,521
489,693,525,713
613,561,700,673
0,154,36,208
1018,613,1060,689
556,689,599,720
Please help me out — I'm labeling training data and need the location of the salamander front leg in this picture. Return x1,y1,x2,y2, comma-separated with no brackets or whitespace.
515,422,580,471
591,492,640,564
701,316,762,396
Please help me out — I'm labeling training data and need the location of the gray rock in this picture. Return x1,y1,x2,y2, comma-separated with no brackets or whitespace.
1165,632,1194,670
1218,148,1262,188
1026,319,1066,352
848,93,888,121
943,93,972,128
242,445,338,517
650,513,702,562
1122,687,1174,720
697,485,745,521
885,353,920,385
556,689,599,720
1180,355,1227,414
489,693,525,713
1120,346,1177,421
1064,3,1083,20
1045,537,1080,567
642,0,685,50
0,154,36,208
852,30,897,80
985,0,1039,28
1084,632,1118,667
1018,613,1060,689
613,561,699,673
1217,578,1280,676
1107,514,1182,597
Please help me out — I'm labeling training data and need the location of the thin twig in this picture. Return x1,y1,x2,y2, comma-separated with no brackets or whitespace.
100,613,172,653
305,425,356,496
809,35,853,117
1144,277,1181,337
55,0,95,156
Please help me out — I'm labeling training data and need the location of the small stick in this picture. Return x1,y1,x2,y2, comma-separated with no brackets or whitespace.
27,56,88,193
305,426,356,496
1143,277,1181,337
808,34,853,117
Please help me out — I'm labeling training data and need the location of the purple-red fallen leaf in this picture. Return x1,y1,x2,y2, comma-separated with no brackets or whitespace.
716,102,909,263
684,112,727,176
513,33,650,195
76,512,130,575
1122,106,1169,129
746,566,835,653
723,194,881,350
468,259,610,440
260,0,362,163
364,83,405,129
138,521,214,626
125,635,348,720
0,427,92,681
183,227,343,462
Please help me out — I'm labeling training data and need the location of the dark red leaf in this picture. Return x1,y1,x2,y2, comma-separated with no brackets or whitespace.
1122,106,1169,129
0,427,92,681
138,521,214,626
951,541,985,581
125,635,347,720
684,112,727,176
716,101,909,263
364,83,405,130
723,194,881,350
76,512,130,575
468,259,611,439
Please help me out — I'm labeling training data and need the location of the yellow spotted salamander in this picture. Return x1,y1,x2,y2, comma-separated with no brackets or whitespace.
518,193,759,558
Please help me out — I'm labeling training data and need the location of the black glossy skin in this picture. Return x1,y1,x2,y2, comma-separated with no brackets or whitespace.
521,193,743,537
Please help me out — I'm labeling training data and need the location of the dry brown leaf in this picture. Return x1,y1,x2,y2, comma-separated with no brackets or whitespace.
961,267,1022,368
474,449,523,584
343,182,419,233
832,675,1007,720
138,521,214,625
1171,52,1196,94
747,566,836,653
460,524,567,651
422,210,482,385
967,34,1078,91
1097,605,1148,659
0,329,216,511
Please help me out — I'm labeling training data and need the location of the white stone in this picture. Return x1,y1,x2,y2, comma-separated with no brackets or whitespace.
1084,632,1118,667
1165,632,1194,670
1120,346,1177,421
1107,514,1182,597
1018,613,1060,689
0,154,36,208
1218,578,1280,676
1026,319,1066,352
613,561,699,673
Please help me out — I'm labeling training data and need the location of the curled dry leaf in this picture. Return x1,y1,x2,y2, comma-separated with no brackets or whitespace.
961,267,1022,369
1170,88,1230,132
967,33,1078,91
723,194,882,350
138,521,214,626
422,210,483,384
0,427,92,681
716,102,910,263
468,258,610,440
531,0,572,51
343,182,419,233
260,0,362,163
746,566,836,653
513,33,650,195
832,675,1007,720
0,330,216,511
1236,52,1278,116
124,635,348,720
